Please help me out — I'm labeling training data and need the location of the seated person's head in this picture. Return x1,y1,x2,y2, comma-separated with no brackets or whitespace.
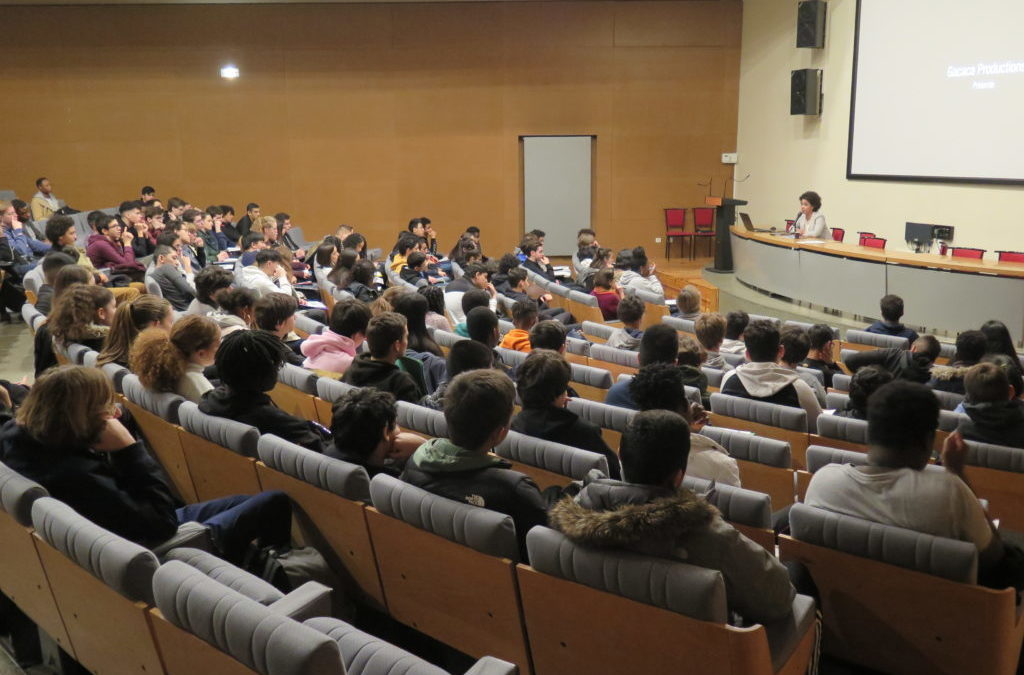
616,296,645,327
577,229,596,250
466,306,499,347
155,231,181,249
630,362,687,413
506,267,528,291
638,323,679,366
725,310,749,341
254,293,298,337
498,253,520,276
366,312,408,361
743,319,782,363
867,380,939,469
619,410,691,488
395,235,417,257
52,265,93,299
516,349,571,409
241,232,265,252
461,288,491,316
779,326,810,367
153,244,179,268
17,366,115,448
216,287,257,325
592,268,615,290
694,312,725,352
911,335,941,364
461,263,490,291
41,252,76,286
676,285,702,315
953,329,987,365
216,330,287,393
444,369,515,452
613,249,634,270
45,216,77,248
406,251,427,272
351,259,376,286
447,339,495,379
807,323,834,355
330,389,401,468
194,266,234,307
879,294,905,323
529,320,566,352
630,246,649,272
329,299,372,341
255,249,283,274
980,354,1024,398
965,362,1012,405
847,365,893,417
511,299,539,331
676,334,705,368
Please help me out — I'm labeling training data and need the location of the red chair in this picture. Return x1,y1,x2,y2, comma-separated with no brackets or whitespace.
950,247,985,260
997,251,1024,263
856,232,876,246
831,228,845,242
861,237,886,249
663,208,688,260
692,207,716,259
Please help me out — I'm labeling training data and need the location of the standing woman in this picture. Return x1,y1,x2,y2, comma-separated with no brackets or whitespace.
794,191,829,239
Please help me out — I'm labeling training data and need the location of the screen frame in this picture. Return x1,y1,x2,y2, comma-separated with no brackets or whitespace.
846,0,1024,186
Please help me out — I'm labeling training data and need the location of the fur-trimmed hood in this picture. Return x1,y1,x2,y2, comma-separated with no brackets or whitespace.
929,363,973,381
548,479,717,547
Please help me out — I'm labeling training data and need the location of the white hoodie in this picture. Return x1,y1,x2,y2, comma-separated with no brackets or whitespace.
720,361,822,432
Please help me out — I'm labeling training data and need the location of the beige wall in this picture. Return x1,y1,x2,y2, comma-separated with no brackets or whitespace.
1,1,742,257
736,0,1022,256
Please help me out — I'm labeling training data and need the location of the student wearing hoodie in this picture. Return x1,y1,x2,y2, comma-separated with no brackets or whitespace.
86,214,145,276
401,369,550,560
342,312,424,403
779,326,827,407
844,335,942,384
548,410,796,624
302,299,371,375
865,294,920,343
928,330,987,395
957,362,1024,448
617,246,663,296
498,300,538,353
720,310,749,355
240,249,293,298
720,319,822,432
694,312,732,371
511,350,621,479
606,296,645,351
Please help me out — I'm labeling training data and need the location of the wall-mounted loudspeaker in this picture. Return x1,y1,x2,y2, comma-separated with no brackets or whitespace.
791,69,822,115
797,0,826,48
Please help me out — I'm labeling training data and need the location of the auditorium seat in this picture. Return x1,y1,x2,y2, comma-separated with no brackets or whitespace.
961,439,1024,532
997,250,1024,263
664,207,688,259
494,430,610,489
814,413,868,452
588,342,639,378
830,372,851,392
699,426,796,508
720,351,746,367
581,320,615,342
692,207,716,258
270,363,320,421
65,342,93,366
432,328,465,355
844,329,910,350
682,475,777,551
294,312,326,338
519,527,817,675
860,236,887,249
709,393,810,467
177,401,262,500
702,365,726,390
566,396,636,449
950,246,985,259
314,377,358,425
21,303,44,334
830,227,845,242
662,314,696,335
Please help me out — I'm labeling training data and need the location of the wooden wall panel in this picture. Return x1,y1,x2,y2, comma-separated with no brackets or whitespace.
0,0,741,258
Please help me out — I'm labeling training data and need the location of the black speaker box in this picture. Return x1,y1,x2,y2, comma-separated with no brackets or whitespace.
791,69,822,115
797,0,827,48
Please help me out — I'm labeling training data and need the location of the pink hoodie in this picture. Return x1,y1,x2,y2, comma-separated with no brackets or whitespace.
300,329,359,375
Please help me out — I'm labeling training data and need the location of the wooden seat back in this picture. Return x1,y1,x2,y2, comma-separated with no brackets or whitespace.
124,400,199,503
178,429,262,501
269,381,320,424
149,609,260,675
709,412,810,469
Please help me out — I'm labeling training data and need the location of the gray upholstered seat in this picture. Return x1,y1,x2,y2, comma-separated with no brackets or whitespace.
295,313,326,337
701,366,725,388
661,315,695,333
100,362,131,393
31,497,160,605
747,313,779,325
626,286,665,305
965,439,1024,473
316,376,358,403
682,476,772,529
805,445,868,473
497,318,514,335
815,414,868,444
82,349,99,368
581,320,615,340
494,430,610,480
796,366,824,385
433,329,467,350
589,343,640,368
938,409,968,432
938,341,956,361
145,276,164,298
258,434,371,503
709,393,808,432
933,389,965,411
783,320,839,338
369,474,519,561
494,346,526,369
720,352,746,367
396,401,448,439
546,282,570,298
66,342,92,365
698,426,791,468
824,391,849,410
152,560,343,675
122,373,185,424
789,503,978,583
566,397,635,432
831,373,851,391
567,289,599,307
178,400,259,458
0,460,48,527
844,330,910,350
565,336,591,356
278,363,319,394
839,349,858,367
570,362,613,389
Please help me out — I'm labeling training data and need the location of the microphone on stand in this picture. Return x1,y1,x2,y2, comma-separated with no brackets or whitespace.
724,173,750,197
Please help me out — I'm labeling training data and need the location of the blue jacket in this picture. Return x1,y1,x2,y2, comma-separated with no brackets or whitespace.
4,226,50,260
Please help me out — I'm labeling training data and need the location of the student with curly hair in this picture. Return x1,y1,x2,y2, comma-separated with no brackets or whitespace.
130,315,221,402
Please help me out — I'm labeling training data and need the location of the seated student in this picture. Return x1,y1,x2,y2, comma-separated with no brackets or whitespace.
187,265,234,317
392,291,444,359
400,251,437,287
326,389,426,478
499,267,571,325
779,325,827,407
844,334,941,384
806,381,1009,585
929,330,987,395
444,262,496,324
401,369,550,558
240,249,293,298
253,293,305,366
834,365,892,419
520,238,559,283
212,287,257,337
48,284,117,354
419,285,452,332
605,323,679,409
617,246,664,296
34,252,77,315
85,214,145,277
579,247,613,291
548,410,795,624
0,366,292,565
606,296,645,351
237,232,267,271
980,320,1024,373
720,311,749,355
389,234,417,275
721,319,822,432
131,316,221,402
336,259,376,304
96,296,173,369
675,285,702,320
491,253,521,294
511,350,622,479
865,294,920,343
499,300,538,352
589,269,623,321
800,323,841,388
200,330,327,453
676,335,710,407
629,363,740,486
150,245,197,311
423,340,495,410
454,289,492,337
957,362,1024,448
342,312,424,403
695,312,731,371
301,299,371,375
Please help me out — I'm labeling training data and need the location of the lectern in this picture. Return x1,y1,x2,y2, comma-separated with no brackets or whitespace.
705,196,747,273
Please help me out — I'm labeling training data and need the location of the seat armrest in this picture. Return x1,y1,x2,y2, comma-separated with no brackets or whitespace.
267,581,333,622
761,593,817,673
153,522,215,559
464,656,519,675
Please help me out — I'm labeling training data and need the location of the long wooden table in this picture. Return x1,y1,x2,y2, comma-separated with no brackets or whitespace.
730,226,1024,337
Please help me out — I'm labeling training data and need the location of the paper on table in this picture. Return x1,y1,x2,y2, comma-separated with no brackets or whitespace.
799,239,827,244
